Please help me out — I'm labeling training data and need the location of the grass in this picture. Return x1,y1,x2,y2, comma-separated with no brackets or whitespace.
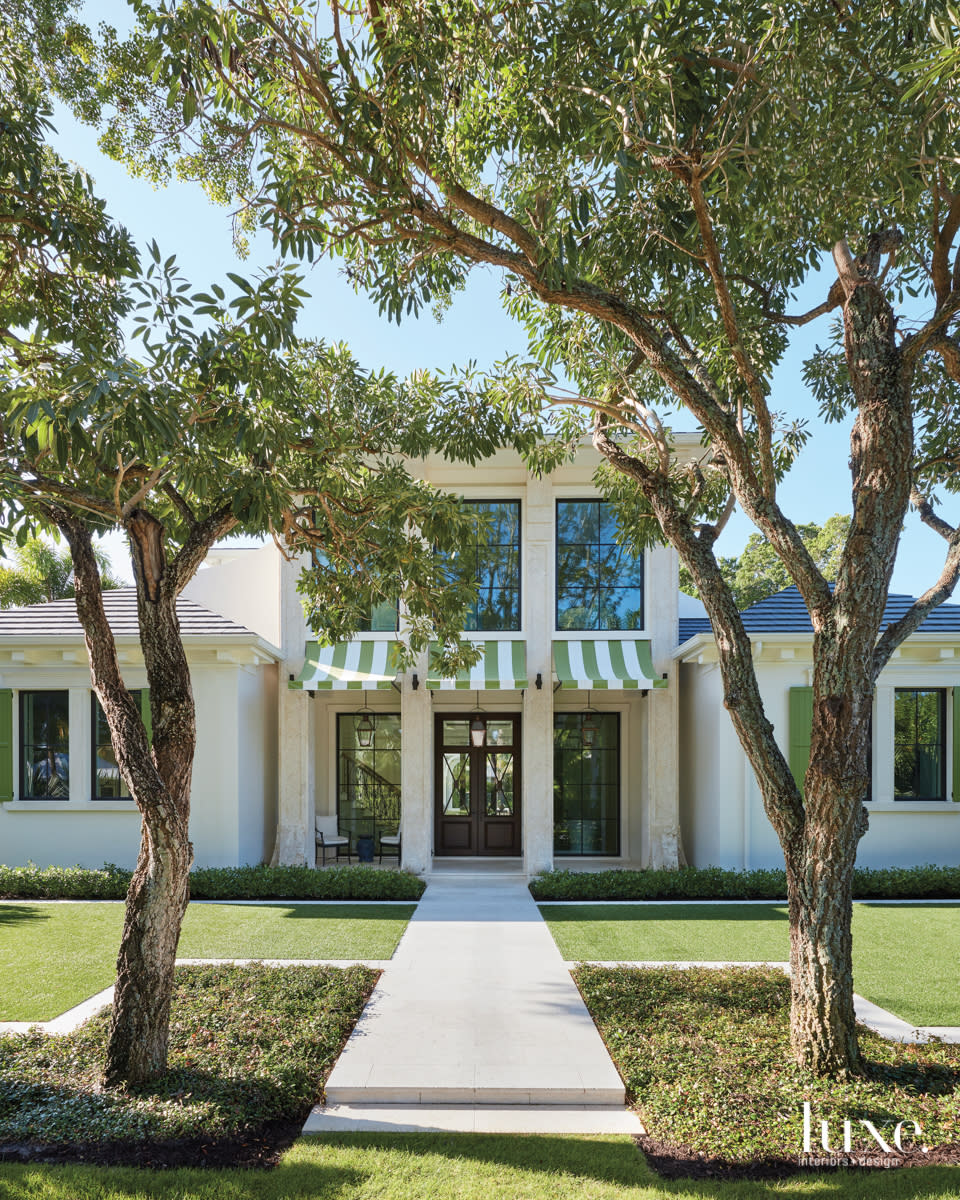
0,964,376,1145
576,965,960,1167
0,902,413,1022
2,1134,960,1198
540,902,960,1026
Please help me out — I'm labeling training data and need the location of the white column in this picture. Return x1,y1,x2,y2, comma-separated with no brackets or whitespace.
272,553,312,866
644,543,681,868
523,476,554,874
400,649,432,873
873,687,895,805
69,686,90,804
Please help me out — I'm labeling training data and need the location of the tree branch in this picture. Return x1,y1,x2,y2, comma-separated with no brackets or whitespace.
873,493,960,673
592,421,804,845
164,505,239,597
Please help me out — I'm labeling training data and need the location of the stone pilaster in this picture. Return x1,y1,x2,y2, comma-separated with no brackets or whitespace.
523,476,554,874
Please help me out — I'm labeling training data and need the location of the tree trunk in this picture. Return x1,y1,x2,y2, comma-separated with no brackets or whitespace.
106,802,192,1085
103,509,199,1085
784,825,862,1075
59,510,199,1085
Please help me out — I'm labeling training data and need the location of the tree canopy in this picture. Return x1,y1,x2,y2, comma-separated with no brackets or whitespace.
80,0,960,1078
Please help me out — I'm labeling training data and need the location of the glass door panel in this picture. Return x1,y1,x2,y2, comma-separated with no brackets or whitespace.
442,752,471,815
485,752,514,816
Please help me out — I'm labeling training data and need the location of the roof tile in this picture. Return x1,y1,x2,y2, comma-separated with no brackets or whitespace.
678,584,960,643
0,589,256,639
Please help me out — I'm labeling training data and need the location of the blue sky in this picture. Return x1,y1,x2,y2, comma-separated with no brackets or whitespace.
39,3,956,599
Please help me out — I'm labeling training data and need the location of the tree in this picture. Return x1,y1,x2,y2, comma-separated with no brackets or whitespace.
0,536,123,607
680,516,851,610
1,21,514,1086
95,0,960,1078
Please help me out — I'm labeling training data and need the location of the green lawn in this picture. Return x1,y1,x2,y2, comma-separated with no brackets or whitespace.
0,901,413,1022
540,902,960,1026
1,1135,959,1199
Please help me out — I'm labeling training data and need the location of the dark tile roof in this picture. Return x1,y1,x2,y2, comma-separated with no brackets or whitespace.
0,589,257,639
678,584,960,642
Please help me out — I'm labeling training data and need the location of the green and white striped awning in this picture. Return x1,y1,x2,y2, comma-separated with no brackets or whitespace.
553,639,666,690
426,640,528,690
290,640,401,691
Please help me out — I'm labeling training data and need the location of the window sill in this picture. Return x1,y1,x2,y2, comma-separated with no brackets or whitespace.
866,801,960,812
3,800,140,813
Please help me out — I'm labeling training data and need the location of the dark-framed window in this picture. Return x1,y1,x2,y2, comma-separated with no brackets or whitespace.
20,691,70,800
556,499,644,630
553,711,620,855
441,499,521,632
336,713,402,842
894,688,947,801
92,693,144,800
310,542,398,632
358,599,399,632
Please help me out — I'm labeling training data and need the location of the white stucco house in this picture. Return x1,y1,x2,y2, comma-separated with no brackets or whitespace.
1,436,958,873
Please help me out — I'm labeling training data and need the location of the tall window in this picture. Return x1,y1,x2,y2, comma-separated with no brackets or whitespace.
556,500,644,630
92,693,144,800
442,500,521,632
553,712,620,855
20,691,69,799
894,689,946,801
337,713,402,841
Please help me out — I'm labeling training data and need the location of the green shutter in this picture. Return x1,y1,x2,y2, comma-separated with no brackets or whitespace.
139,689,152,745
788,686,814,794
0,689,12,803
953,689,960,801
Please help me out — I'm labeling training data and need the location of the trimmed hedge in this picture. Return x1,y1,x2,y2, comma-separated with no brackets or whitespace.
529,863,960,901
0,862,425,901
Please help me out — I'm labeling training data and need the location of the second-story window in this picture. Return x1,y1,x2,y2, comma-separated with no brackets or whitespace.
444,500,521,632
467,500,521,631
556,500,644,631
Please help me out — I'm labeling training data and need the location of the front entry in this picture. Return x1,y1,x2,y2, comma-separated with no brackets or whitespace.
435,714,522,855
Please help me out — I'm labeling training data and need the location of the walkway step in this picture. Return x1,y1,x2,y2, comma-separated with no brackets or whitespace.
305,1104,643,1133
324,878,626,1109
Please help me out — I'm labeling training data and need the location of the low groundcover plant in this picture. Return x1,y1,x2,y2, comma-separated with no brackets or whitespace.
575,965,960,1167
0,964,376,1151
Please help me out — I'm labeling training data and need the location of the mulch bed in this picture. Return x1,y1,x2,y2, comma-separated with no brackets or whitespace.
0,1115,304,1170
634,1132,960,1180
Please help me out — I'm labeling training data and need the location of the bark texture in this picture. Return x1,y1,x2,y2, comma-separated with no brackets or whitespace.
57,505,236,1086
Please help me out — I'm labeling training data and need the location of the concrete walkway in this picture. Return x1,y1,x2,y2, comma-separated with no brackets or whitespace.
319,876,627,1111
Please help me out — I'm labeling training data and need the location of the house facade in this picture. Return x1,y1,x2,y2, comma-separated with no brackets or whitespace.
1,439,958,874
678,587,960,869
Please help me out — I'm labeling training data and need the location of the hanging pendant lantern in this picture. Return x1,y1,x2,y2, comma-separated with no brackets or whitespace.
470,690,486,747
581,691,598,757
356,706,376,748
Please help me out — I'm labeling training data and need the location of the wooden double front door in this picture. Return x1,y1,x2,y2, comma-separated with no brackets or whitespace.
434,714,521,855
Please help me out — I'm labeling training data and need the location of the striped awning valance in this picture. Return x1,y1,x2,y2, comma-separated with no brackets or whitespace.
426,640,528,690
290,640,401,691
553,639,666,690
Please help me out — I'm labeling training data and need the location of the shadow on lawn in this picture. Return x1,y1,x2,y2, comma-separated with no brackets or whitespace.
273,904,416,921
543,903,790,922
0,903,50,927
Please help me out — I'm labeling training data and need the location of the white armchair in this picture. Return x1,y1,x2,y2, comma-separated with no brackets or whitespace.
315,816,352,867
